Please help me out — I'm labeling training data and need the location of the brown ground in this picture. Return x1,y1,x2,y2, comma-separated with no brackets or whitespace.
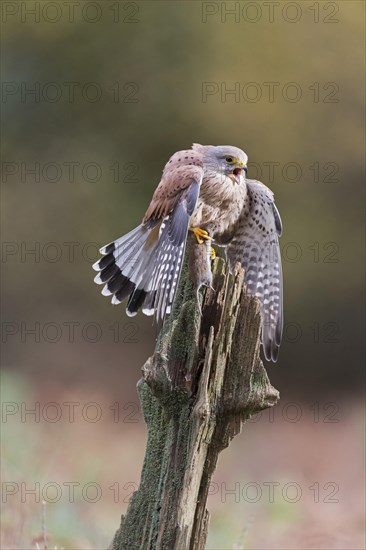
1,374,365,549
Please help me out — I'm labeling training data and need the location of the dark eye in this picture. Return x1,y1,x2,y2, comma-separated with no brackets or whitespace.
225,156,235,164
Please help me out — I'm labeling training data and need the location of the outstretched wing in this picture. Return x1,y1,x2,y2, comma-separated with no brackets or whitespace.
226,179,283,362
141,156,204,321
93,152,203,323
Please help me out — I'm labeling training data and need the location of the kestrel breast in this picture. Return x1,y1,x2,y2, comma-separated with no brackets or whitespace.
190,173,247,238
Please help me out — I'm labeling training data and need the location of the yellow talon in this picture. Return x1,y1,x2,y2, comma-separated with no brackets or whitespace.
211,247,216,260
191,227,210,245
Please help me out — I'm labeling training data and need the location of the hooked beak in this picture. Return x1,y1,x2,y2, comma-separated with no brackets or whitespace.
231,162,247,182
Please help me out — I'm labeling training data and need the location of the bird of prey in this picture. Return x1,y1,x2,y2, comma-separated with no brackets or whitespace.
93,144,283,361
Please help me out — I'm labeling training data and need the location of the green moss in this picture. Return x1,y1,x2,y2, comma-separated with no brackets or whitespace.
249,365,268,395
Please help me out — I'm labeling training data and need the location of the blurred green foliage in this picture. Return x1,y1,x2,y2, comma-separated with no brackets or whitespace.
1,4,365,548
1,1,365,395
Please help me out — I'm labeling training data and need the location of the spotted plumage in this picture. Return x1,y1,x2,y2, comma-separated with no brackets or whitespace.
93,143,284,361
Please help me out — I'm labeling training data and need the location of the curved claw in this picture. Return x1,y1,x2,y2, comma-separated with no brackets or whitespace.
191,227,210,245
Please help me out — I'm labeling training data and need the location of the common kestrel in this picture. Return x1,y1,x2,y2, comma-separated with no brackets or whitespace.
93,144,283,361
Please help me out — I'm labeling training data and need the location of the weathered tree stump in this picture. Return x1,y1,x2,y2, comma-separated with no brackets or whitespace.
110,236,279,550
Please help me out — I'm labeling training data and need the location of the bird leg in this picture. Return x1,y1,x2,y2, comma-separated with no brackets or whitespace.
190,227,216,260
190,227,211,245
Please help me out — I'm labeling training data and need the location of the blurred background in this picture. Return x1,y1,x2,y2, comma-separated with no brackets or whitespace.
1,1,365,548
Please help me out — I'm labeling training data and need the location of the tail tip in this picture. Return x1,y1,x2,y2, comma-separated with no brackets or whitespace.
99,243,115,255
94,273,103,284
102,285,112,296
126,309,138,318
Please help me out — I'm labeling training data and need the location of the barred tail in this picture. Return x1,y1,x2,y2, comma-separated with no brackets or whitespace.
92,217,187,321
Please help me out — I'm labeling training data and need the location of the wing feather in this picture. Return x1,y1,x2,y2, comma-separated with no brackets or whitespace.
143,151,203,222
226,179,283,362
94,153,203,320
149,180,200,321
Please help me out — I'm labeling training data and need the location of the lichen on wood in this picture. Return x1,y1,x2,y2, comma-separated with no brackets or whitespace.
110,235,279,550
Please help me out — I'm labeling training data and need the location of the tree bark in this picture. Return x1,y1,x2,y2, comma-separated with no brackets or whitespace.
110,236,279,550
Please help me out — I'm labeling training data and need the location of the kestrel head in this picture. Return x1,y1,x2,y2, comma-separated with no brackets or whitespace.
193,144,248,183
